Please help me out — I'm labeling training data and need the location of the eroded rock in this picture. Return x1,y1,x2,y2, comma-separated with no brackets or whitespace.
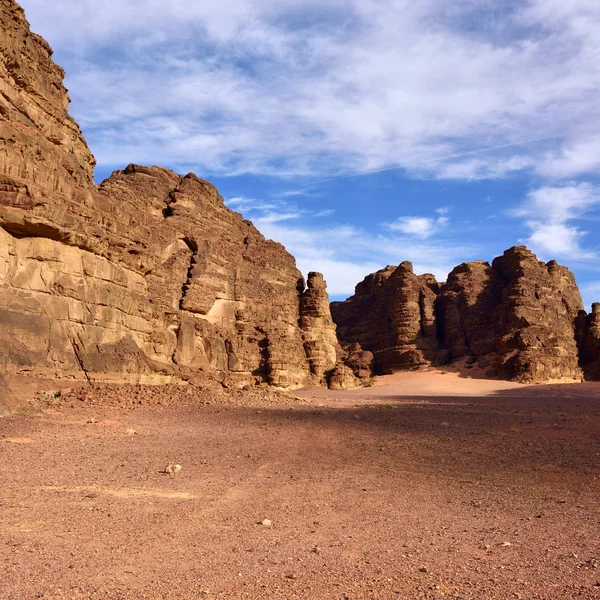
331,262,439,374
0,1,337,393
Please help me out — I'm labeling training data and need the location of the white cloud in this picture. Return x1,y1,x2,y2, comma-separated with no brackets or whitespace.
225,195,331,225
16,0,600,181
537,137,600,180
386,214,449,238
580,281,600,312
515,183,600,260
225,197,473,295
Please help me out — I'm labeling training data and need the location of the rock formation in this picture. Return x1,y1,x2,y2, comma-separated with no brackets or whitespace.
576,303,600,381
340,343,374,380
299,272,338,385
438,247,584,382
334,246,590,383
0,0,339,399
331,262,439,374
2,0,600,403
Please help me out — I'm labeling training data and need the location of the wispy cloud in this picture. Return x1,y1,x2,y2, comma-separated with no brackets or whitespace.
18,0,600,182
226,197,474,295
385,210,449,239
514,183,600,261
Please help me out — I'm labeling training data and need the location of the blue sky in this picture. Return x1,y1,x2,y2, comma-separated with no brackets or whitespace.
19,0,600,308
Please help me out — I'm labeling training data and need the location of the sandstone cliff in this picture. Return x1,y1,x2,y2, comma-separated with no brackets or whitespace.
2,0,599,404
576,303,600,381
438,247,584,382
333,246,590,383
331,262,439,374
0,0,338,401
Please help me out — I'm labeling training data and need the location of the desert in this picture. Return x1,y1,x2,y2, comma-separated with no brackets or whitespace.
1,0,600,598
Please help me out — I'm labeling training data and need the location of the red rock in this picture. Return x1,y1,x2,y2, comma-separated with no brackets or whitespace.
331,262,439,374
334,247,588,383
0,0,338,401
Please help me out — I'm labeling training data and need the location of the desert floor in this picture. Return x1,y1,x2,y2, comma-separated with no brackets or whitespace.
1,370,599,600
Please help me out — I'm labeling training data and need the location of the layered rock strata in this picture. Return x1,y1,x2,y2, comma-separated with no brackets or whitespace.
0,0,338,396
333,247,589,383
331,262,439,374
437,247,584,382
299,272,338,385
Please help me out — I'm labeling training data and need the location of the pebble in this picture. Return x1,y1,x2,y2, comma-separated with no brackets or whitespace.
164,463,182,474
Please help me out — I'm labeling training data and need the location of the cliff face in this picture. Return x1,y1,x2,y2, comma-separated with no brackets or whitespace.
334,246,589,383
331,262,439,373
0,0,338,398
577,303,600,381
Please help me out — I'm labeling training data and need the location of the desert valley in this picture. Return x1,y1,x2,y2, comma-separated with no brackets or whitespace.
0,1,599,598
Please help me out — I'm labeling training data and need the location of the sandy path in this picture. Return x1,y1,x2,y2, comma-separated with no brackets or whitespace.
1,374,599,599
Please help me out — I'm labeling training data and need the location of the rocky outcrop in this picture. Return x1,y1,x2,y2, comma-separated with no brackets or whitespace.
334,247,588,383
340,343,374,379
299,272,338,385
331,262,439,374
490,247,583,382
436,247,584,382
0,0,339,396
576,303,600,381
328,364,360,390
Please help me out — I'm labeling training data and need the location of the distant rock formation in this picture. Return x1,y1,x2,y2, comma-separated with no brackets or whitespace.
439,247,584,382
331,262,439,373
576,303,600,381
333,246,591,383
299,272,338,385
0,0,340,399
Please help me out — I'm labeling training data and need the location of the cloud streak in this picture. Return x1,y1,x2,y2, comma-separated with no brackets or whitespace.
18,0,600,182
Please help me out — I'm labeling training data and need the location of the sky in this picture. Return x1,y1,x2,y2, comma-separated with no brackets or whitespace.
19,0,600,309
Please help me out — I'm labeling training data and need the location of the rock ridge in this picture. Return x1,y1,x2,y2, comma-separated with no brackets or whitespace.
333,245,597,383
0,0,340,407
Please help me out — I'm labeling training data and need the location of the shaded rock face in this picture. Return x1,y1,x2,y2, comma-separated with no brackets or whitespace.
0,0,338,394
331,262,439,374
341,343,374,379
334,247,588,383
576,303,600,381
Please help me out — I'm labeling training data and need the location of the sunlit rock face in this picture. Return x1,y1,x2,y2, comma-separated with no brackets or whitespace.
331,261,440,374
0,0,341,398
334,246,587,383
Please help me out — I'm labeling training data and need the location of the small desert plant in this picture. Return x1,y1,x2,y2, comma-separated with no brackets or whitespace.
361,376,377,387
384,403,394,409
440,370,449,375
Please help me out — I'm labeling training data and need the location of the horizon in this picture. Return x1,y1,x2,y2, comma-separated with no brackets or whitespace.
17,0,600,309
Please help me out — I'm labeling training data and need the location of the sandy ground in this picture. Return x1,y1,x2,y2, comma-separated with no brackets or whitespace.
1,371,600,600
